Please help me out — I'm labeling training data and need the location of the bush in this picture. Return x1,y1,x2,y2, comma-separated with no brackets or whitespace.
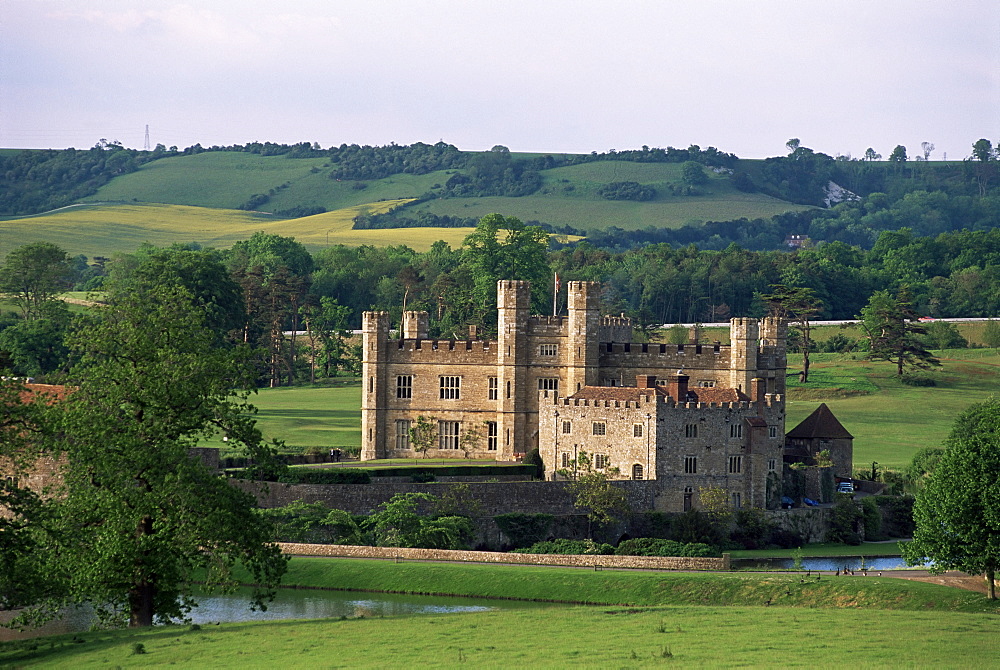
730,508,775,549
494,513,554,549
872,495,915,538
513,539,614,555
597,181,656,201
411,472,436,483
900,373,936,387
615,538,719,557
827,496,863,545
524,448,544,480
861,497,883,540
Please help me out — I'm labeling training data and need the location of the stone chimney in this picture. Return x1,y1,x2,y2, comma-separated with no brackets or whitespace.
468,324,478,340
666,372,690,402
751,377,766,406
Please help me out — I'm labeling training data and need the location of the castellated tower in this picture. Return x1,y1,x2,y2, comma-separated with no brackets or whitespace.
728,317,760,393
496,280,531,459
759,316,788,395
361,310,391,460
566,281,601,393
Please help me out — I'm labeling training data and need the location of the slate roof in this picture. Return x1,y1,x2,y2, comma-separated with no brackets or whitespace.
785,402,853,439
688,387,750,404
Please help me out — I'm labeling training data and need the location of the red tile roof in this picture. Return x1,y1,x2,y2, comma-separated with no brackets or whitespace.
568,385,667,402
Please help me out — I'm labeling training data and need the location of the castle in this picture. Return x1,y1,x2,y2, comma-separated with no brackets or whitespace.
362,280,792,511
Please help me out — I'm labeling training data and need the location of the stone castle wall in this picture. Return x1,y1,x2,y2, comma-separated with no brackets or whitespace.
277,542,731,571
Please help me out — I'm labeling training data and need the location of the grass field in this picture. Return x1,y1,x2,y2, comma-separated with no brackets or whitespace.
3,558,998,667
0,201,473,258
3,605,998,668
785,349,1000,470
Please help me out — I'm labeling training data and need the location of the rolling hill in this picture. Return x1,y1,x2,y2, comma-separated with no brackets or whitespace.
1,149,812,256
0,200,477,257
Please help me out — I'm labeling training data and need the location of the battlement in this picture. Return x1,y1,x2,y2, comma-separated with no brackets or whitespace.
527,315,569,335
387,338,497,365
546,392,783,411
497,280,531,310
362,310,390,332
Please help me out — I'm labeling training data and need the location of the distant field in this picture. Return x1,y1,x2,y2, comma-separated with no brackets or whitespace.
407,161,811,232
73,152,810,235
82,152,329,210
0,201,472,257
785,349,1000,470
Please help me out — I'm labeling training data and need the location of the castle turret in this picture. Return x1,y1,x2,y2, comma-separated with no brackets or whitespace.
759,316,787,395
361,311,391,460
728,317,759,393
566,281,601,393
497,280,531,458
401,310,429,339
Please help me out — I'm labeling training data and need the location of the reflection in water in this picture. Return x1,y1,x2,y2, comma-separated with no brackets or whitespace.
735,556,927,571
1,588,548,642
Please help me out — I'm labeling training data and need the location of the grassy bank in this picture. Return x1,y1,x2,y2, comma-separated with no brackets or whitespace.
728,541,909,560
268,557,995,613
4,605,999,668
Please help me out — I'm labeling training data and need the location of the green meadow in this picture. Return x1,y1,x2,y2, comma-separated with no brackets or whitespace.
3,558,998,668
409,160,810,232
784,348,1000,470
0,200,473,258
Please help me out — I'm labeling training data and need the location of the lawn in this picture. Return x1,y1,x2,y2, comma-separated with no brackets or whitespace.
202,383,363,452
4,558,998,667
785,349,1000,470
4,605,998,668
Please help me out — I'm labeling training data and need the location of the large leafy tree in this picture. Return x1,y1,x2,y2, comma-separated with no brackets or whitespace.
461,213,550,329
18,285,287,628
903,398,1000,599
858,288,938,375
0,242,71,321
761,283,822,382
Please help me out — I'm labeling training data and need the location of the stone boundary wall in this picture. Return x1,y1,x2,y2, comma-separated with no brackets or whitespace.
236,479,655,517
277,542,731,571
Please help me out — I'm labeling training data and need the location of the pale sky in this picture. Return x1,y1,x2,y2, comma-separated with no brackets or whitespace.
2,0,997,160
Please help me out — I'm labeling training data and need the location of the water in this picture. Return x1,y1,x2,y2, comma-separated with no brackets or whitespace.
734,556,926,571
0,588,554,641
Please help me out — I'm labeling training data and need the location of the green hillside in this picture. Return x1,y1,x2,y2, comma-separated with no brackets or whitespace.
75,152,810,236
0,201,474,258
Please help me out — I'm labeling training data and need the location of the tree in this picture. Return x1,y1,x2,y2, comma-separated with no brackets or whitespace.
858,288,939,375
557,451,629,537
0,242,71,320
680,161,709,187
408,415,437,458
921,142,935,162
19,286,287,628
364,493,474,549
299,296,353,382
761,284,822,382
903,397,1000,599
888,145,908,163
983,320,1000,348
863,148,882,162
461,213,550,328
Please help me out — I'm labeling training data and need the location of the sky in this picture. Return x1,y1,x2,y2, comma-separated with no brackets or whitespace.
1,0,997,160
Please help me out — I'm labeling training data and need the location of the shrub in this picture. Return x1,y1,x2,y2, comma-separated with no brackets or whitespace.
411,472,436,483
900,373,936,387
766,528,803,549
615,538,719,557
861,497,883,540
827,496,863,545
512,539,614,555
524,448,545,480
730,508,775,549
494,513,554,549
597,181,656,201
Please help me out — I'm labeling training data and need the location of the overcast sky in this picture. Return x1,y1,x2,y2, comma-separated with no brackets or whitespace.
2,0,997,160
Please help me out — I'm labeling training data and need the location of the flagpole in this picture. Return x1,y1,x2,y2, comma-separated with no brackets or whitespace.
553,272,559,316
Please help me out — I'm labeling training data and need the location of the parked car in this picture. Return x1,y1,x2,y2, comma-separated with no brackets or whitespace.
837,482,855,494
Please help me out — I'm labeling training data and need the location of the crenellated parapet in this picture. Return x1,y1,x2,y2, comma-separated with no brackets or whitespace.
401,310,429,339
599,314,633,342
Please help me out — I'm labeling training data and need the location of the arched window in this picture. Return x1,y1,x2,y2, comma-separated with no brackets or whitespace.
683,486,693,512
632,464,643,480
